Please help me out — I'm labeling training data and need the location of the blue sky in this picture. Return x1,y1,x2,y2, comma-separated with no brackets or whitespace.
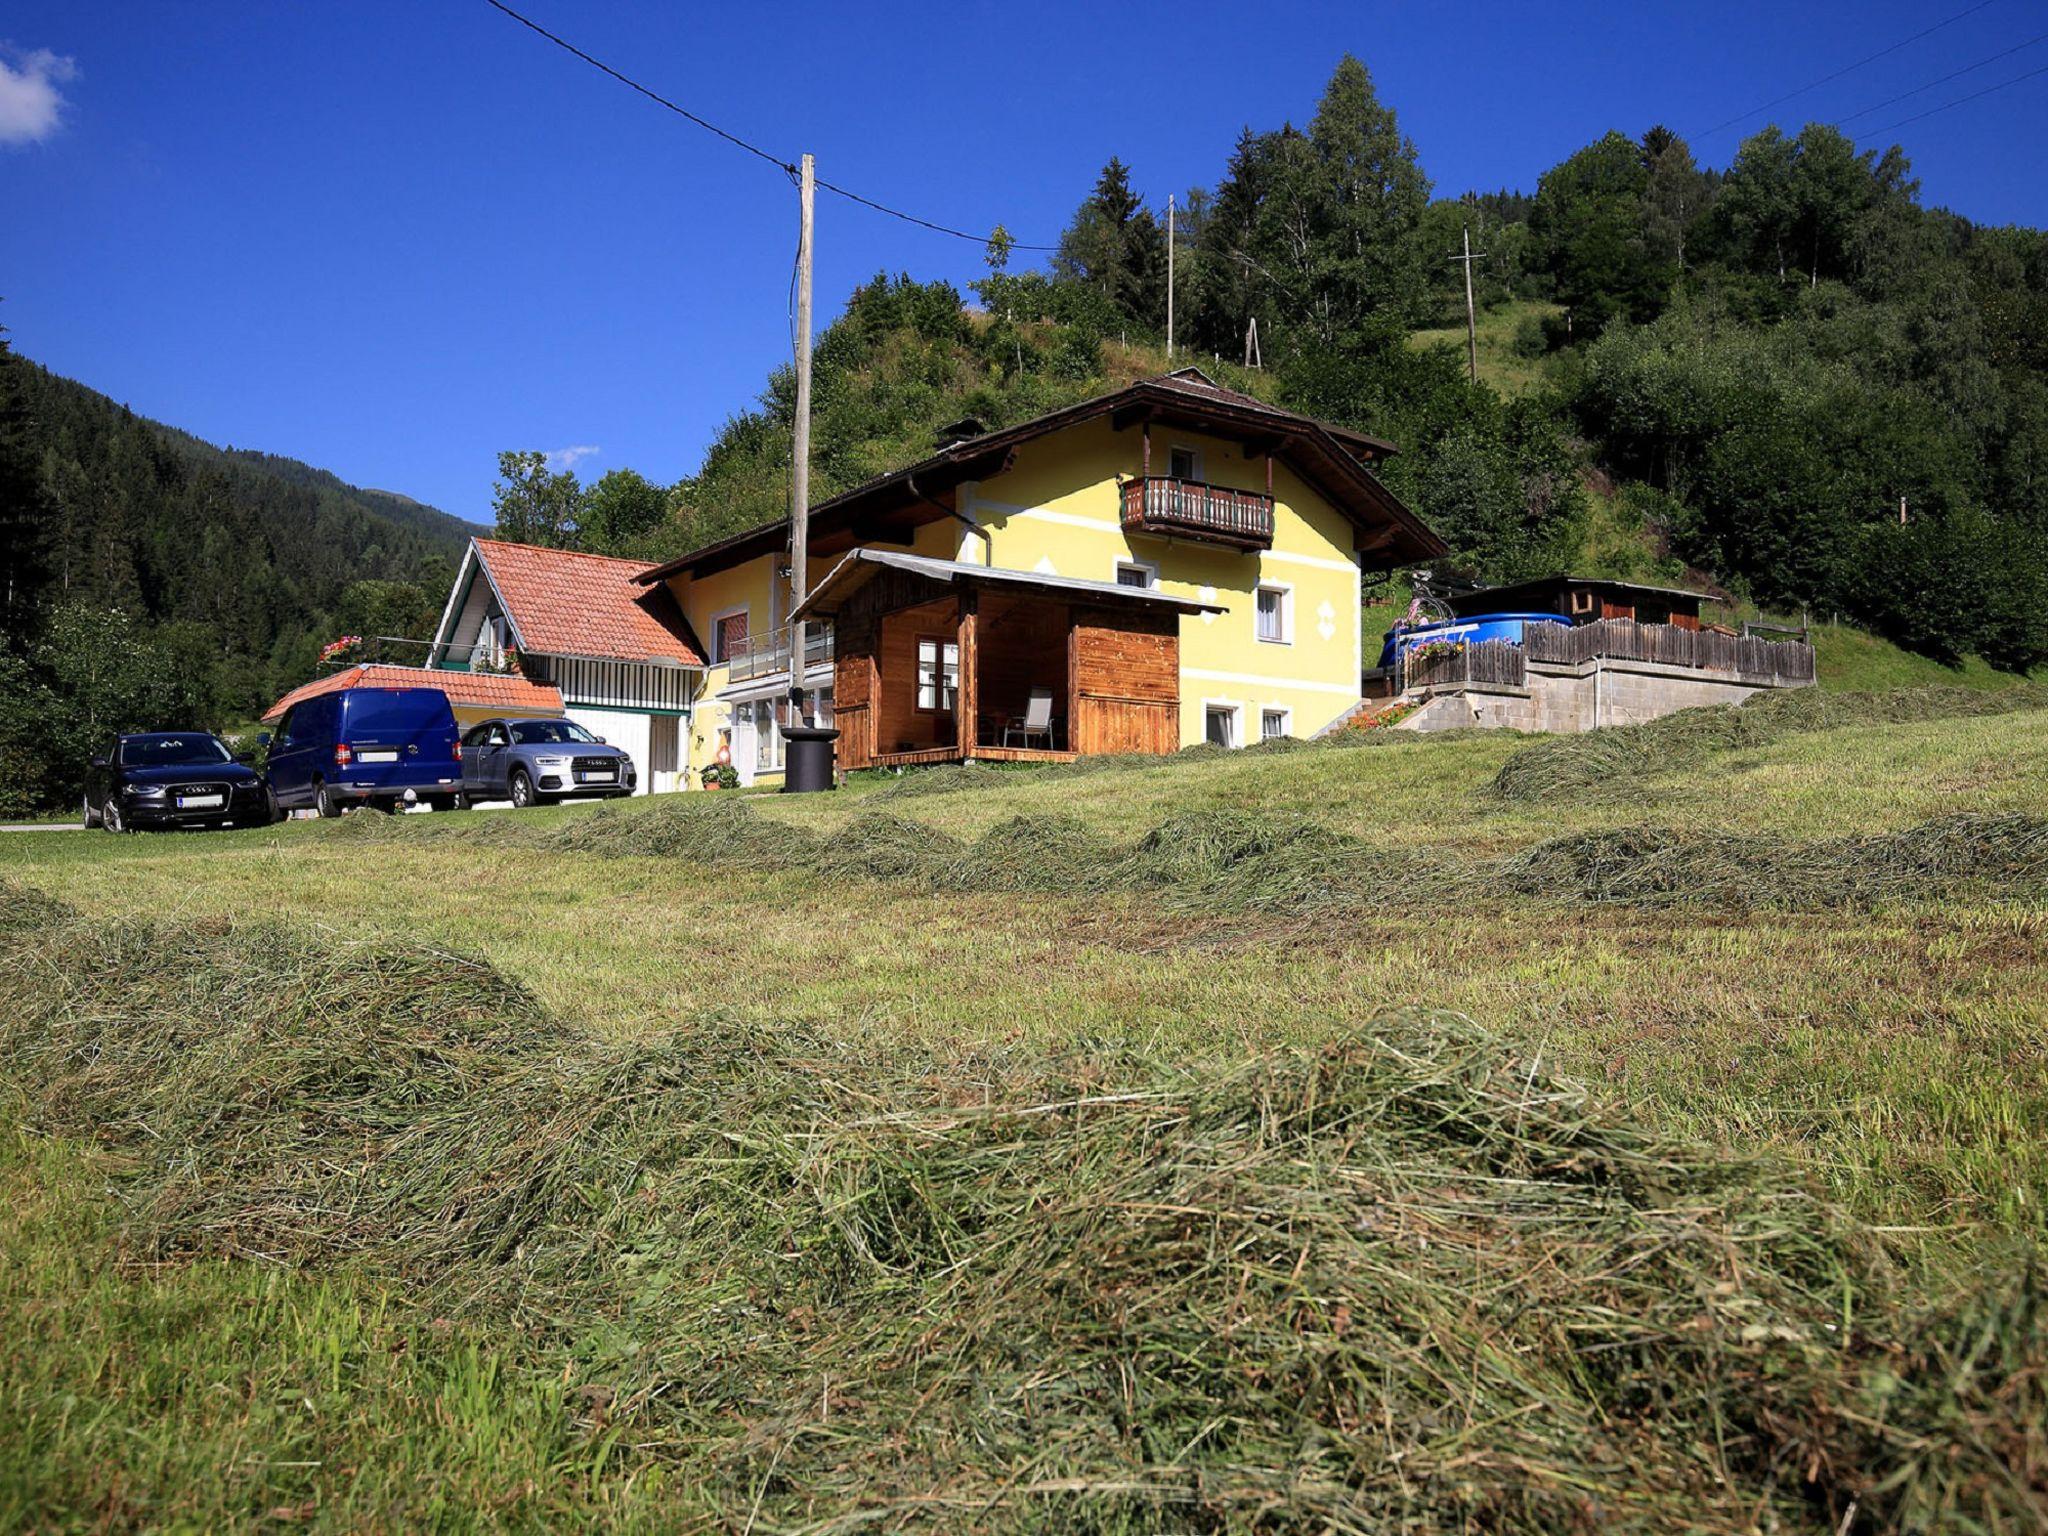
4,1,2045,524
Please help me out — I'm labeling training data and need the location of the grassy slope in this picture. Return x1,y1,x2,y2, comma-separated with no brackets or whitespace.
3,692,2046,1526
1408,297,1563,397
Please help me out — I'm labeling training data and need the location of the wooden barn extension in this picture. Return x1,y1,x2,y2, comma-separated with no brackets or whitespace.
794,550,1224,771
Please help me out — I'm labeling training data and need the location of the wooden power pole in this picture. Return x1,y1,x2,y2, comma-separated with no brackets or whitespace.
788,152,815,722
1450,224,1484,384
1166,193,1175,362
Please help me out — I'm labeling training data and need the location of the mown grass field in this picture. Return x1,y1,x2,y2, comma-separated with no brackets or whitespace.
3,686,2045,1531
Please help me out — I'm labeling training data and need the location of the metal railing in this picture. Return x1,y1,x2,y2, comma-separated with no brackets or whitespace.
1119,476,1275,549
724,625,834,682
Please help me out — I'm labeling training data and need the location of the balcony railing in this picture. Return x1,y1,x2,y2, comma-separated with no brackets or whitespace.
1120,476,1275,550
724,625,834,682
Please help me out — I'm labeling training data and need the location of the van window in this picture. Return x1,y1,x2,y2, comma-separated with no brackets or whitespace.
344,691,453,737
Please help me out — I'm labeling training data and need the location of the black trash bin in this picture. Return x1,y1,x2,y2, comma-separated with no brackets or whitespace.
780,724,839,793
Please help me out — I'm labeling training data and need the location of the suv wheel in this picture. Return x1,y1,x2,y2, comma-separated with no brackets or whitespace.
83,793,101,829
509,768,535,809
102,796,126,834
315,780,341,818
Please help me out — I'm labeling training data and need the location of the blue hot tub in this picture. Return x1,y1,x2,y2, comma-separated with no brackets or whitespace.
1375,612,1571,671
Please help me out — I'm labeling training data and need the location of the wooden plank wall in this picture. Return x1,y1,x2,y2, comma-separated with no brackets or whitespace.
832,610,878,770
1068,604,1179,756
876,597,959,755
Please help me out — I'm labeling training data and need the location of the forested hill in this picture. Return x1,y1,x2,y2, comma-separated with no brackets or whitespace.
0,344,478,809
597,58,2042,680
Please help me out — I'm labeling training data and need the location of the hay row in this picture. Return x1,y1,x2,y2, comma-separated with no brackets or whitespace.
1489,684,2048,804
325,792,2048,917
3,895,2042,1530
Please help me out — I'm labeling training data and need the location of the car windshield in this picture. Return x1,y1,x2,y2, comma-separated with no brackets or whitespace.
120,733,232,767
510,720,598,745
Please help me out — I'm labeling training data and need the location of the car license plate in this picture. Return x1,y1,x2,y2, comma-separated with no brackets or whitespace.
177,794,225,809
358,750,399,763
577,770,614,783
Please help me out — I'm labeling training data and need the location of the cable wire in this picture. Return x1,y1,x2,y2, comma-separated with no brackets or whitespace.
1864,57,2048,133
1693,0,2002,137
1832,28,2048,128
481,0,1054,250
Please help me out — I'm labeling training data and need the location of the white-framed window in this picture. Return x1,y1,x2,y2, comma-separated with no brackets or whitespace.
738,698,785,773
1168,444,1202,482
916,635,959,713
1255,583,1292,644
1261,708,1291,742
1115,559,1158,590
1204,702,1240,749
711,607,749,666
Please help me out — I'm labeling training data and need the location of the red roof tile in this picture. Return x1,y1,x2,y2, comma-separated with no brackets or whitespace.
262,664,563,724
473,539,705,666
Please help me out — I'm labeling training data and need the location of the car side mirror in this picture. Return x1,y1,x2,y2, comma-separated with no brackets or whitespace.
90,756,108,769
257,732,273,747
596,736,606,745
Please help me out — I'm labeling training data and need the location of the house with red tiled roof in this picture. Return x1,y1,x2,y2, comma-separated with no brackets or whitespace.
403,369,1444,790
424,539,706,794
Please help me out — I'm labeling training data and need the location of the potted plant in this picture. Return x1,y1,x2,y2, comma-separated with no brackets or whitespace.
700,764,739,791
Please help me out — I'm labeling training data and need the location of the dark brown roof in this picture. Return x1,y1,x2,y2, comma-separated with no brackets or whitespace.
637,370,1441,583
1450,574,1714,613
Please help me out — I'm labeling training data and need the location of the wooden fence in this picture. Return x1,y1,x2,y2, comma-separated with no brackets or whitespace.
1403,638,1527,692
1523,619,1815,685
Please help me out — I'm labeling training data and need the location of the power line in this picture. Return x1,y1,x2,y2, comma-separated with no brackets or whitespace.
1865,57,2048,133
1692,0,2001,138
1835,29,2048,128
480,0,1055,251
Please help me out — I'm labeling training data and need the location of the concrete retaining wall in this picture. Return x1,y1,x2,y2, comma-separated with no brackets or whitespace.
1401,655,1798,734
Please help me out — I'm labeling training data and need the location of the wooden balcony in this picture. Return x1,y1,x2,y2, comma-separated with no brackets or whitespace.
1119,476,1274,550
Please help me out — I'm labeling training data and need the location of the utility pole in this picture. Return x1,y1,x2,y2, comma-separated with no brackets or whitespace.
788,152,815,723
1449,224,1484,384
1166,193,1175,362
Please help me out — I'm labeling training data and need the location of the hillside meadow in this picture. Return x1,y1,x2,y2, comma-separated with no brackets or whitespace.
3,686,2045,1531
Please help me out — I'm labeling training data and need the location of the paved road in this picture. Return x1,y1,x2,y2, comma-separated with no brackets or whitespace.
1,823,85,833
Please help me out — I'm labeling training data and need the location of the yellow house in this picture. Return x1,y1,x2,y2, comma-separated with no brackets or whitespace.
634,368,1444,782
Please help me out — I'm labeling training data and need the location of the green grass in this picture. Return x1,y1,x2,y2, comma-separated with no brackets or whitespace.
3,688,2047,1528
1408,298,1562,397
1810,619,2032,692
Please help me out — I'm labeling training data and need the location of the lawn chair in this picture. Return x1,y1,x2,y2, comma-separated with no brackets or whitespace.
1004,687,1056,749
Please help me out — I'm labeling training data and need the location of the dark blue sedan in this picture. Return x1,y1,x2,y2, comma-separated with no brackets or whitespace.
459,717,637,808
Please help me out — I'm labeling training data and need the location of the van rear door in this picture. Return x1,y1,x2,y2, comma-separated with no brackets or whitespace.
337,690,460,792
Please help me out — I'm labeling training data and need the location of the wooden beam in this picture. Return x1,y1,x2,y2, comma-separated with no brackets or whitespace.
1110,403,1156,433
954,585,978,759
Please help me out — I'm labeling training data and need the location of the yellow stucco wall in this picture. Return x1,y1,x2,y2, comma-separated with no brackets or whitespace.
963,418,1365,745
661,415,1369,770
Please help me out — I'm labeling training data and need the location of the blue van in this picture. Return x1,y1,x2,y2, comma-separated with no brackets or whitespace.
267,687,464,817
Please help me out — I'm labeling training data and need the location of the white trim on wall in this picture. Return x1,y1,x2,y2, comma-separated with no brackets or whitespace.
1262,547,1362,575
1183,666,1357,696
